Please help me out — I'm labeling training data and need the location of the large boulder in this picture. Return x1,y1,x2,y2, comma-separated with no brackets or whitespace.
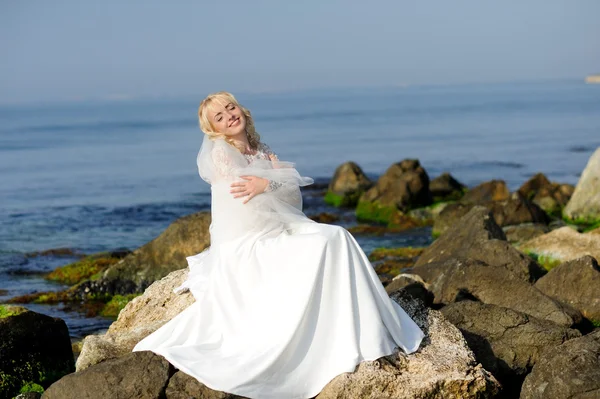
76,271,500,398
520,329,600,399
564,147,600,223
325,162,373,207
417,206,546,283
357,159,432,223
412,258,581,327
0,305,75,398
441,301,581,397
460,179,509,205
429,172,466,201
534,256,600,323
74,212,211,297
43,351,173,399
316,291,500,398
76,269,194,371
518,173,574,215
519,226,600,269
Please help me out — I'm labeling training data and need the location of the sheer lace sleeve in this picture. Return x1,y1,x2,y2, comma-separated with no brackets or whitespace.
258,142,283,192
211,146,237,181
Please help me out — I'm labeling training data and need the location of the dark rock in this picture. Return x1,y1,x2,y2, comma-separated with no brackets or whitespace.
503,223,549,244
15,393,42,399
518,173,573,215
42,351,173,399
534,255,600,323
0,306,74,399
441,301,581,397
417,206,546,283
412,258,581,327
358,159,432,218
429,172,466,201
308,212,340,224
385,276,434,307
460,180,509,205
74,212,211,297
325,162,373,207
520,329,600,399
165,371,245,399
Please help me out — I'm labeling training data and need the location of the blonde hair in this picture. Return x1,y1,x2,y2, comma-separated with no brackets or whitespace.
198,91,260,152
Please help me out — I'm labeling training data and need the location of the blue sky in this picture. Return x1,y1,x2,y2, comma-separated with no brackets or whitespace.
1,1,599,104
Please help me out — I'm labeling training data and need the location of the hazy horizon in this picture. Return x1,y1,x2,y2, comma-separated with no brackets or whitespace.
1,1,599,105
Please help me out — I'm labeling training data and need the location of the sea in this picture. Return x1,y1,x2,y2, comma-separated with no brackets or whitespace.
1,79,599,338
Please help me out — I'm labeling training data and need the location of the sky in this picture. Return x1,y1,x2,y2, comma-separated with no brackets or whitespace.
1,0,599,104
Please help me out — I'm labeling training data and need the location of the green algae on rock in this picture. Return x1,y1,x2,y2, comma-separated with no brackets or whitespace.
325,161,373,208
46,252,128,286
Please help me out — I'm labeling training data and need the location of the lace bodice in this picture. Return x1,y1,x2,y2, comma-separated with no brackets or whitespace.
211,142,282,192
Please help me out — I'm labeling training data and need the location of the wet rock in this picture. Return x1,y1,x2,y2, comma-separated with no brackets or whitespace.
357,159,432,224
564,147,600,223
441,301,581,397
412,258,581,327
417,206,546,283
46,251,129,286
534,255,600,323
74,212,211,297
43,351,173,399
309,212,340,224
76,269,194,371
0,305,74,398
429,172,466,201
460,179,509,205
324,162,373,207
520,329,600,399
317,292,501,398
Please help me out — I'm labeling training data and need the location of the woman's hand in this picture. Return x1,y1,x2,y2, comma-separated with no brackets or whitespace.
230,176,269,204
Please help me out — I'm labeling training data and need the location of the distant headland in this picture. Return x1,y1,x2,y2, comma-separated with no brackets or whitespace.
585,74,600,84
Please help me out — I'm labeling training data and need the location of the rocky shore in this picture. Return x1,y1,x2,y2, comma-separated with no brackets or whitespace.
2,147,599,398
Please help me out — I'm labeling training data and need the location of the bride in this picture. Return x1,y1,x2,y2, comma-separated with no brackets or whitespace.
133,91,426,399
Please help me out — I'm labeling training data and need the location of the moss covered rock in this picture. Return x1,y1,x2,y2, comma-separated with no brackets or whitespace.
45,251,129,286
429,172,467,202
325,162,372,207
0,306,74,398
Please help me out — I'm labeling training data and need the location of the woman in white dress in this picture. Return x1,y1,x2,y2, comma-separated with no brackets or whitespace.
133,91,426,399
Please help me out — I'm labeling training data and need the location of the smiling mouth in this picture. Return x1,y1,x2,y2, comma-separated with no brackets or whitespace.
229,117,240,127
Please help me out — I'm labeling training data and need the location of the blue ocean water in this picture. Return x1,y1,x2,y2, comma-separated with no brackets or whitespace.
1,79,599,336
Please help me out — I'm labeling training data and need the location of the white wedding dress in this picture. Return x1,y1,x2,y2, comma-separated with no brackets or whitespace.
133,139,426,399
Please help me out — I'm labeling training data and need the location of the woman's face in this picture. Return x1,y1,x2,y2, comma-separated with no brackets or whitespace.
207,100,247,137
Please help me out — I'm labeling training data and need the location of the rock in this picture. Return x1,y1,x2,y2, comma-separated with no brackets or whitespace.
433,194,549,237
165,371,243,399
15,393,42,399
384,274,434,307
0,305,74,399
317,292,500,398
43,351,173,399
518,173,574,215
520,329,600,399
519,226,600,268
460,179,509,205
357,159,432,224
589,226,600,235
534,255,600,323
441,301,581,397
308,212,340,224
325,162,373,207
74,212,211,297
76,269,194,371
564,147,600,223
429,172,466,201
503,223,549,244
417,206,546,283
412,258,581,327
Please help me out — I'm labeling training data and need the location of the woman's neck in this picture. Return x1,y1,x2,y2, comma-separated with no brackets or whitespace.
227,132,253,154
